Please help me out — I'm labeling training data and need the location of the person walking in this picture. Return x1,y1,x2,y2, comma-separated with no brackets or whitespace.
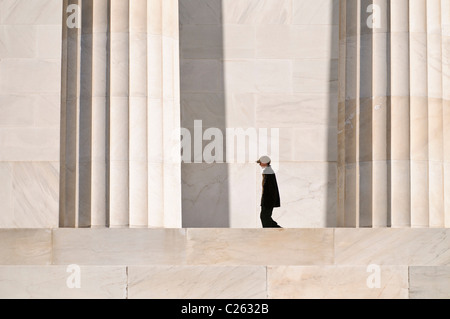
257,156,282,228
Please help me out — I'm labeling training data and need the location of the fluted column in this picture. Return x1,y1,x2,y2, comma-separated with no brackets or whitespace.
371,0,390,227
129,0,148,228
409,0,429,227
390,0,411,227
339,0,391,227
338,0,450,228
60,0,181,228
147,0,164,227
427,0,444,227
90,0,109,228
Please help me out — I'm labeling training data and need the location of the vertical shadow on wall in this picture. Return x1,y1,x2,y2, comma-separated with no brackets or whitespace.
78,1,94,227
326,0,340,227
359,0,374,227
179,0,230,227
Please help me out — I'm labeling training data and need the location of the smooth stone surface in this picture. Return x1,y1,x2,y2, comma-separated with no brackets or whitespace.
255,93,336,128
10,162,59,228
0,128,60,161
410,266,450,299
335,228,450,266
0,266,127,299
0,229,52,265
267,266,408,299
293,0,339,25
222,0,293,25
181,163,230,228
52,229,187,265
272,162,337,228
0,0,62,229
128,266,267,299
0,0,62,25
185,229,334,265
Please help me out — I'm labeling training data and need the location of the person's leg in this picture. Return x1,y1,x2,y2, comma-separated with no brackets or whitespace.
260,206,281,228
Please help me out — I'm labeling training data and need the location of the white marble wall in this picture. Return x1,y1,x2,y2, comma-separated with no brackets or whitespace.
1,228,450,299
0,0,62,228
180,0,339,228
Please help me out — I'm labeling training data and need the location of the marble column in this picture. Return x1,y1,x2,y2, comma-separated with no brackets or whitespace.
338,0,450,228
60,0,181,228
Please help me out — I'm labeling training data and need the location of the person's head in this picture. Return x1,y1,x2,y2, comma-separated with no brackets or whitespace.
257,156,271,168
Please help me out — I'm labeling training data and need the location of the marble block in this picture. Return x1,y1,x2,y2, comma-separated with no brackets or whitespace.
293,59,338,94
180,25,222,60
0,266,127,299
0,59,61,94
128,266,267,299
180,59,223,93
185,228,334,266
335,228,450,266
11,162,59,228
180,92,227,130
293,125,338,162
254,60,293,94
182,163,230,228
0,128,60,161
227,164,258,228
270,162,337,228
293,0,339,26
0,229,52,265
222,0,293,25
0,95,35,127
409,267,450,299
256,25,337,59
256,93,335,128
179,0,222,25
267,266,408,299
0,25,37,58
37,25,62,59
0,0,62,25
223,25,256,59
0,163,13,227
52,229,187,265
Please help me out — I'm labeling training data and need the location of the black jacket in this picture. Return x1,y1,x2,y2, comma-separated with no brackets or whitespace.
261,166,281,208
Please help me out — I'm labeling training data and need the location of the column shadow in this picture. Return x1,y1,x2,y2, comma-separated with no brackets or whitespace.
326,0,340,227
179,0,230,227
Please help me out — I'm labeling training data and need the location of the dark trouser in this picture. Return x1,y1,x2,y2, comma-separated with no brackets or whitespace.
260,206,281,228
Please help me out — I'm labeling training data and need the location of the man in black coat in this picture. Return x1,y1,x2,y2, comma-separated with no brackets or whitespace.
257,156,282,228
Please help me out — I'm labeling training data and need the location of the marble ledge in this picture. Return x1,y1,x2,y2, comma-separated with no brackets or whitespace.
1,228,450,267
267,265,409,299
128,266,267,299
0,266,127,299
1,265,450,299
334,228,450,266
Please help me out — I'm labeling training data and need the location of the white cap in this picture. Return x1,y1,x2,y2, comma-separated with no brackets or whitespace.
256,155,271,164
